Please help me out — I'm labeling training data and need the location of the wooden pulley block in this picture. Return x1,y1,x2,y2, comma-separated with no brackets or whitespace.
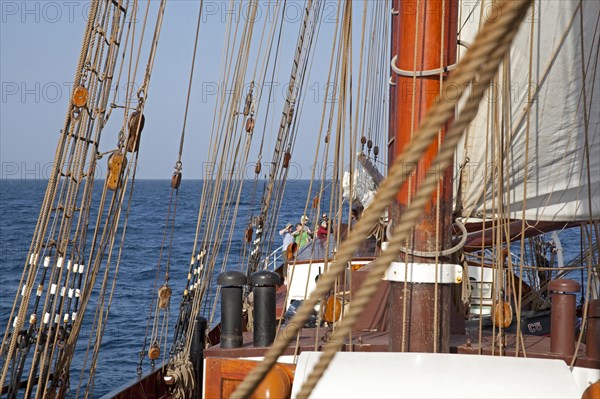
493,299,513,328
126,111,145,152
254,162,261,175
72,86,88,108
324,295,345,323
282,152,291,169
171,171,182,189
148,343,160,360
244,226,253,243
107,152,126,191
243,92,252,116
245,117,255,133
158,284,172,309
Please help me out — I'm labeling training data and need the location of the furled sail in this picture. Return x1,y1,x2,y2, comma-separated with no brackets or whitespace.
342,166,377,208
455,0,599,222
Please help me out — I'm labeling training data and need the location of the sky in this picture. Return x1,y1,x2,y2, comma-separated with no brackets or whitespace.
1,0,354,180
0,0,500,181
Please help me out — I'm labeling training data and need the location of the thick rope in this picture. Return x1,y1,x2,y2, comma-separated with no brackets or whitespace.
0,0,101,389
165,352,195,399
516,0,536,356
293,2,533,397
231,1,532,398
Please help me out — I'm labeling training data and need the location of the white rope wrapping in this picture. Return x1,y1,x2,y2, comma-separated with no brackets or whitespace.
391,55,457,77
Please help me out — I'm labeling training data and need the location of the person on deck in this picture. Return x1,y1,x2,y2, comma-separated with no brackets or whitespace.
300,215,313,237
293,223,310,248
279,223,294,250
316,219,329,239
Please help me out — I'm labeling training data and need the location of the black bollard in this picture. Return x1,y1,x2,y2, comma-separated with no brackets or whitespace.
217,271,247,348
250,270,280,347
189,315,207,397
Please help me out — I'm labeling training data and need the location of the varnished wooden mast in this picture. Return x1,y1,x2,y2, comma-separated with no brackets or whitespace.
388,0,458,353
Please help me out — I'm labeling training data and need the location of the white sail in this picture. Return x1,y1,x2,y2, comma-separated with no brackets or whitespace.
342,167,377,208
455,0,600,222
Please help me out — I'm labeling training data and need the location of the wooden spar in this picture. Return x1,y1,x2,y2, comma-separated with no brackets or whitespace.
461,220,580,251
388,0,458,353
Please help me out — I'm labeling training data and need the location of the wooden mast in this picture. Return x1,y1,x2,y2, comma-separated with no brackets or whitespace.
388,0,458,352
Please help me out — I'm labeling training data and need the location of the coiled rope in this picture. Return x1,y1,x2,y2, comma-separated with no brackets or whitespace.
165,352,195,399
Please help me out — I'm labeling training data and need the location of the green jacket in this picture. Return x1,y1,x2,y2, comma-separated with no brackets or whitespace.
294,230,310,248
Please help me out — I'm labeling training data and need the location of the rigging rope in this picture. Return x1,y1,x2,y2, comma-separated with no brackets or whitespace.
231,1,533,397
515,0,536,357
0,0,102,388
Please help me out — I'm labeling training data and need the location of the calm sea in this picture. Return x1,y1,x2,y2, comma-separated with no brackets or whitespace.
0,179,583,397
0,179,328,397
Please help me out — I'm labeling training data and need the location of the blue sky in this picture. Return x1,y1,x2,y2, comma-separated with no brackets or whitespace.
1,0,355,180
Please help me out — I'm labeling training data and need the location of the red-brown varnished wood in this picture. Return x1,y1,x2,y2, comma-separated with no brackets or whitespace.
389,0,459,354
204,358,295,399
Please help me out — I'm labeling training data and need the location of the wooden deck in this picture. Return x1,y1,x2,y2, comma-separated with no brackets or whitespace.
458,333,600,369
205,325,598,370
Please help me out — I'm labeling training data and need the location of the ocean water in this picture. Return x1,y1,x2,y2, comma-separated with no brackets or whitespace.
0,179,584,397
0,178,328,397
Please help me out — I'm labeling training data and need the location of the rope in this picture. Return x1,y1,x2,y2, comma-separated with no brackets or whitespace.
516,0,536,356
402,0,422,351
173,0,267,364
231,1,532,398
0,2,134,396
294,3,533,396
476,0,488,352
85,155,142,397
49,0,167,393
571,0,598,369
165,352,195,399
0,0,101,389
176,0,205,166
433,0,448,354
295,4,533,397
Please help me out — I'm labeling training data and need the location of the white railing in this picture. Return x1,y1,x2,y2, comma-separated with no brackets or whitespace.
262,244,286,271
